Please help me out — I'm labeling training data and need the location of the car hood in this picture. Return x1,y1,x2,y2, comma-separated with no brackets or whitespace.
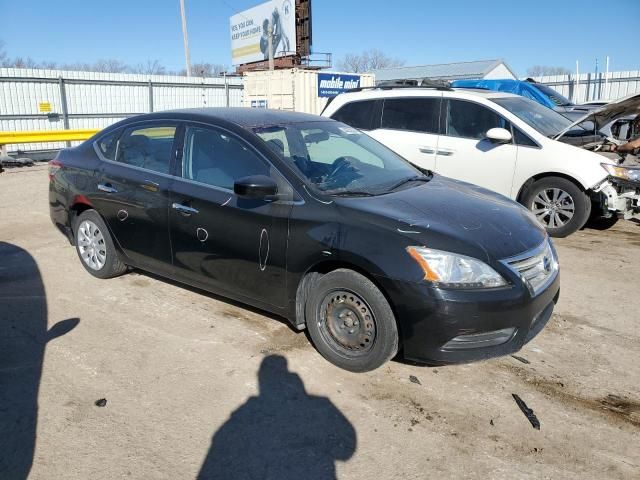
336,175,548,262
554,92,640,141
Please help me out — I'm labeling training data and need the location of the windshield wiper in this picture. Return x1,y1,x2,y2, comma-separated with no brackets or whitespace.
388,175,431,192
329,190,376,197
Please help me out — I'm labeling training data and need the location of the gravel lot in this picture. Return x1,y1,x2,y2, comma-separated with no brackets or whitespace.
1,165,639,480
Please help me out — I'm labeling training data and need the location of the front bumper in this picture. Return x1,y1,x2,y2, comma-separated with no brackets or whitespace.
596,179,640,219
377,272,560,365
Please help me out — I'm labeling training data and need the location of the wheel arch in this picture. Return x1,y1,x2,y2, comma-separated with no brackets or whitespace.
67,199,95,244
293,259,402,344
515,172,589,204
69,204,126,260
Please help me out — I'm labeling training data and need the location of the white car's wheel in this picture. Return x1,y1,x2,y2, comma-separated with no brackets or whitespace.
523,177,591,238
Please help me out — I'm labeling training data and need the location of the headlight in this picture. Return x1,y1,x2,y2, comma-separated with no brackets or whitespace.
406,246,508,289
601,163,640,182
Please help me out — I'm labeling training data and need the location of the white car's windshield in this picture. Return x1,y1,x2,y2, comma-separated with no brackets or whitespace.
493,97,574,137
253,121,429,195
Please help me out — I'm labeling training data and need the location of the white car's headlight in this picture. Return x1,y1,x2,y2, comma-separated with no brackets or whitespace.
407,246,508,289
601,163,640,182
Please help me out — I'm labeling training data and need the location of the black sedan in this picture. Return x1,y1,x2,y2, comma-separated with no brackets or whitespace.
49,108,559,372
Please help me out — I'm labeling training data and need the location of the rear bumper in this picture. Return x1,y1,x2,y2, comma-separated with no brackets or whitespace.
377,272,560,365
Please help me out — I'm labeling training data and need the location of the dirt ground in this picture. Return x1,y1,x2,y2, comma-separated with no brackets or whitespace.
1,165,639,480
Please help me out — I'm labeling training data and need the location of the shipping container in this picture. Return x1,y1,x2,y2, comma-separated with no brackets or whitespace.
243,68,375,115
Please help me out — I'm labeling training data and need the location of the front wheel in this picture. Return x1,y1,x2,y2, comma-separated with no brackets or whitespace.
522,177,591,238
305,269,399,372
73,210,127,279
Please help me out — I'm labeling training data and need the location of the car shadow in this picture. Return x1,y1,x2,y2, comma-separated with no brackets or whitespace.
0,242,79,479
196,355,357,480
131,269,300,333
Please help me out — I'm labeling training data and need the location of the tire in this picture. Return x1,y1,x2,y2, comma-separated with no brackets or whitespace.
73,210,127,279
522,177,591,238
305,269,399,372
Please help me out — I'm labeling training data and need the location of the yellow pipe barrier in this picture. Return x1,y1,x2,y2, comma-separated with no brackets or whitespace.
0,129,100,145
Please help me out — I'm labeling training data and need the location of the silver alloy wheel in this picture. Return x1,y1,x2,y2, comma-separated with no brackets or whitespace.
77,220,107,270
531,188,575,229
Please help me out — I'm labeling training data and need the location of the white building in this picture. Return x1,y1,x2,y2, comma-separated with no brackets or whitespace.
372,59,516,84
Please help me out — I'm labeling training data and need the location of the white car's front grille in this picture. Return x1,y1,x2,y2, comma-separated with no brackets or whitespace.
502,240,558,297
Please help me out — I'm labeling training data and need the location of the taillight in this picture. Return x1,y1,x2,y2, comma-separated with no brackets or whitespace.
48,159,62,181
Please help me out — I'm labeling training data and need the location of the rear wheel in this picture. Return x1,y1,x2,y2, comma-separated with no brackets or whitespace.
305,269,398,372
523,177,591,238
73,210,127,279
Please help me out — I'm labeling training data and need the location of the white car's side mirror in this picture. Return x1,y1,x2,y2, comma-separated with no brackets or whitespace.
486,128,512,143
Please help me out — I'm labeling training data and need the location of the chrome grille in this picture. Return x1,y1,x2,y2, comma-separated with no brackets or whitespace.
502,240,558,297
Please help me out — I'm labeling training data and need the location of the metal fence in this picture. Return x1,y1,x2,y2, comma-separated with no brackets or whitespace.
0,68,244,152
531,70,640,104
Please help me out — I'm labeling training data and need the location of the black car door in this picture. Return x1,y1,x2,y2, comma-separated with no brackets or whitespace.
169,123,292,308
93,122,179,273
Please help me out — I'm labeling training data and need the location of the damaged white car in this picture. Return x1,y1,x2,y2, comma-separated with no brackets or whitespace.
323,87,640,237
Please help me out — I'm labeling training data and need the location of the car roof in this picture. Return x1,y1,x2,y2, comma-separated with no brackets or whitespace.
329,87,519,103
128,107,327,128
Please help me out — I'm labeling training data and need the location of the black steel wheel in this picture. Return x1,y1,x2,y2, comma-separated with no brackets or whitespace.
306,269,398,372
318,289,377,356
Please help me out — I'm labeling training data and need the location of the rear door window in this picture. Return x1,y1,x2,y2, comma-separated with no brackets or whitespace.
116,125,177,174
95,129,121,160
331,100,381,130
445,99,510,140
381,98,441,134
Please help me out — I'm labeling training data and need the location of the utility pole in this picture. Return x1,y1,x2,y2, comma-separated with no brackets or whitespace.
179,0,192,76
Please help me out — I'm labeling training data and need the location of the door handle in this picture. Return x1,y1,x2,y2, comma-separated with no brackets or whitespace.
437,149,455,156
97,183,118,193
140,180,159,192
419,147,436,154
172,203,199,215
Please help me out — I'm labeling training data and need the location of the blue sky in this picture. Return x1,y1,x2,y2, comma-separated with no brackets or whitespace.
1,0,638,75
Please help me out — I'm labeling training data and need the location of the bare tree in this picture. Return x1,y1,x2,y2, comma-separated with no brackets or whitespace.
40,61,58,70
91,59,129,73
132,59,167,75
527,65,572,77
180,62,228,77
0,40,8,67
338,49,405,73
11,57,39,68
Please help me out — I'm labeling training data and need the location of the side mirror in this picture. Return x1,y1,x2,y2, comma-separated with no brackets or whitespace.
486,127,512,144
234,175,278,199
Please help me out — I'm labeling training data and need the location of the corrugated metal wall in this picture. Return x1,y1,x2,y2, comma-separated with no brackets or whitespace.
532,70,640,103
0,68,244,152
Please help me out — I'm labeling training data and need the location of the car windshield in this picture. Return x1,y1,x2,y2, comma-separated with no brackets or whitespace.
531,84,573,107
252,121,428,195
492,97,574,137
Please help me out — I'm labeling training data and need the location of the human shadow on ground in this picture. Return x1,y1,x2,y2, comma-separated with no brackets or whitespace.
0,242,79,479
197,355,356,480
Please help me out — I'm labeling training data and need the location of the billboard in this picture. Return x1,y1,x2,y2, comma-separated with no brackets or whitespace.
317,73,363,97
230,1,296,66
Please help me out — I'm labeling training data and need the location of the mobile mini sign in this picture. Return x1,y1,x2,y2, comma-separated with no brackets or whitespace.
317,74,362,97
